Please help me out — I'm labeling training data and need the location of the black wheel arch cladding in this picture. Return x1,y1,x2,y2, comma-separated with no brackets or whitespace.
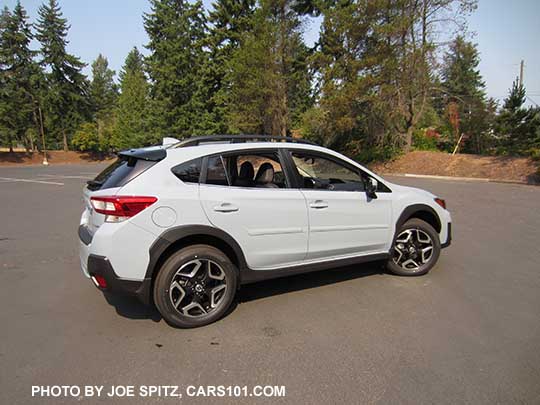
145,225,247,282
395,204,442,234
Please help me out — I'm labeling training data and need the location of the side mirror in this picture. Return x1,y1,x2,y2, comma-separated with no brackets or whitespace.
365,177,378,199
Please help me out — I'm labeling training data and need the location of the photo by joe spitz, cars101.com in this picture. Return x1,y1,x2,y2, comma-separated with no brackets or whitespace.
79,135,451,328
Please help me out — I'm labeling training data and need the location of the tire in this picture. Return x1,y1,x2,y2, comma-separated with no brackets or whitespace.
153,244,238,328
386,218,441,276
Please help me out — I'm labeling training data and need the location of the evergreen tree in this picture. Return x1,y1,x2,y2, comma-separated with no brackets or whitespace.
495,79,540,155
119,46,145,83
441,36,490,152
206,0,256,133
0,6,14,151
89,54,117,121
36,0,88,151
72,54,118,152
0,2,41,152
144,0,209,140
442,36,485,102
227,0,312,135
112,47,150,150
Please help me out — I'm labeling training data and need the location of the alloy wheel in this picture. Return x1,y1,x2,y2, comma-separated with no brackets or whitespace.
168,259,228,317
392,228,434,272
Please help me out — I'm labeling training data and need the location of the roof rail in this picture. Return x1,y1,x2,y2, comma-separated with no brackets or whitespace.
173,135,317,148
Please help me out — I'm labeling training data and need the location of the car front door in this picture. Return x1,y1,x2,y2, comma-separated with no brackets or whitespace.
198,149,309,270
286,150,392,261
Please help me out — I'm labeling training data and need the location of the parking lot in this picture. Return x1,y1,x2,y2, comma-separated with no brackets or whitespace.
1,163,539,404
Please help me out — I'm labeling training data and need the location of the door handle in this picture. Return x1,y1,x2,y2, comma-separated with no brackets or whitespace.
213,202,239,213
309,200,328,209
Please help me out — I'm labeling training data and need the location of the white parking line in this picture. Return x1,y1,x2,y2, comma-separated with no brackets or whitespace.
0,177,64,186
37,174,92,180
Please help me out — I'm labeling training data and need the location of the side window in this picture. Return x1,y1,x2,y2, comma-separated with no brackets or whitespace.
171,158,202,183
206,155,229,186
229,152,288,188
291,152,365,192
202,151,288,188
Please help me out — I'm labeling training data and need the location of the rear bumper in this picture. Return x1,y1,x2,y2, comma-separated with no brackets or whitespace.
441,222,452,248
78,220,154,305
87,254,152,305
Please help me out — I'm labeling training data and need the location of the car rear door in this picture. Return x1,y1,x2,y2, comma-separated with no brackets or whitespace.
285,149,392,260
198,149,309,270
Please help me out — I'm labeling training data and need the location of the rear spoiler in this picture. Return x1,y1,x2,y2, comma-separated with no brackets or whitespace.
118,147,166,162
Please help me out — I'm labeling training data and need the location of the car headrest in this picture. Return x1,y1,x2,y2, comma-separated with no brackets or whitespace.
255,162,274,184
238,161,254,180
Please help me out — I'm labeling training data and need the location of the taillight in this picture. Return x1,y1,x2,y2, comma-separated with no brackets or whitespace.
90,196,157,222
434,198,446,209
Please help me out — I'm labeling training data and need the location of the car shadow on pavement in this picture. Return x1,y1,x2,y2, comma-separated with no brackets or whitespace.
103,293,162,322
237,261,384,303
100,262,384,324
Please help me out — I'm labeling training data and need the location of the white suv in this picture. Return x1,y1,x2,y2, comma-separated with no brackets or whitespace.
79,136,452,328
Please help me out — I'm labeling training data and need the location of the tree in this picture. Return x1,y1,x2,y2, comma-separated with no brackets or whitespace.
440,36,491,153
495,80,540,155
72,121,111,152
306,0,478,152
205,0,256,133
0,2,42,152
89,54,117,120
144,0,209,140
119,46,144,83
36,0,88,151
78,54,118,151
0,6,14,151
227,0,312,135
112,47,151,150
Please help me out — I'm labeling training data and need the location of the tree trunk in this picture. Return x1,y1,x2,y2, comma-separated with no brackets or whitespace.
280,91,288,137
97,119,103,150
63,129,68,152
421,0,427,52
32,106,42,152
8,132,13,152
38,105,46,153
23,134,31,153
403,126,414,152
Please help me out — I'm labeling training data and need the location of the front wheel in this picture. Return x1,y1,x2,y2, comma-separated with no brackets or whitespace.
386,218,441,276
153,245,238,328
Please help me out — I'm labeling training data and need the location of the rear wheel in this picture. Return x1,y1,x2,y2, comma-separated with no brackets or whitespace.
153,245,237,328
386,218,441,276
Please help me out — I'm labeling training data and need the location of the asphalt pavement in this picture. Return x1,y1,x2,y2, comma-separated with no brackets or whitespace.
0,163,539,404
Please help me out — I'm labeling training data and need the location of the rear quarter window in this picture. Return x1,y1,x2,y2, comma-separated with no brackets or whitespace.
171,158,202,183
88,157,157,191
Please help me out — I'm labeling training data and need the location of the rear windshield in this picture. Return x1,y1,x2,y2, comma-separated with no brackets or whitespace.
88,157,157,191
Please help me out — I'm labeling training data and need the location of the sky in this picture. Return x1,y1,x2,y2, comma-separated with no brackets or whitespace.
2,0,539,107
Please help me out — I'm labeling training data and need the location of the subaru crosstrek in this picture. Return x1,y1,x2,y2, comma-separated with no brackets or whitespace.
79,135,452,328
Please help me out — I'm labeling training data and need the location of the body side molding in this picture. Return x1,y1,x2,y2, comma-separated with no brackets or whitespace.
239,253,389,284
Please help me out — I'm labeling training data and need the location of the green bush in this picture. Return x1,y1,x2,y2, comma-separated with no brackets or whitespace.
72,122,100,151
72,121,112,152
413,128,439,151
